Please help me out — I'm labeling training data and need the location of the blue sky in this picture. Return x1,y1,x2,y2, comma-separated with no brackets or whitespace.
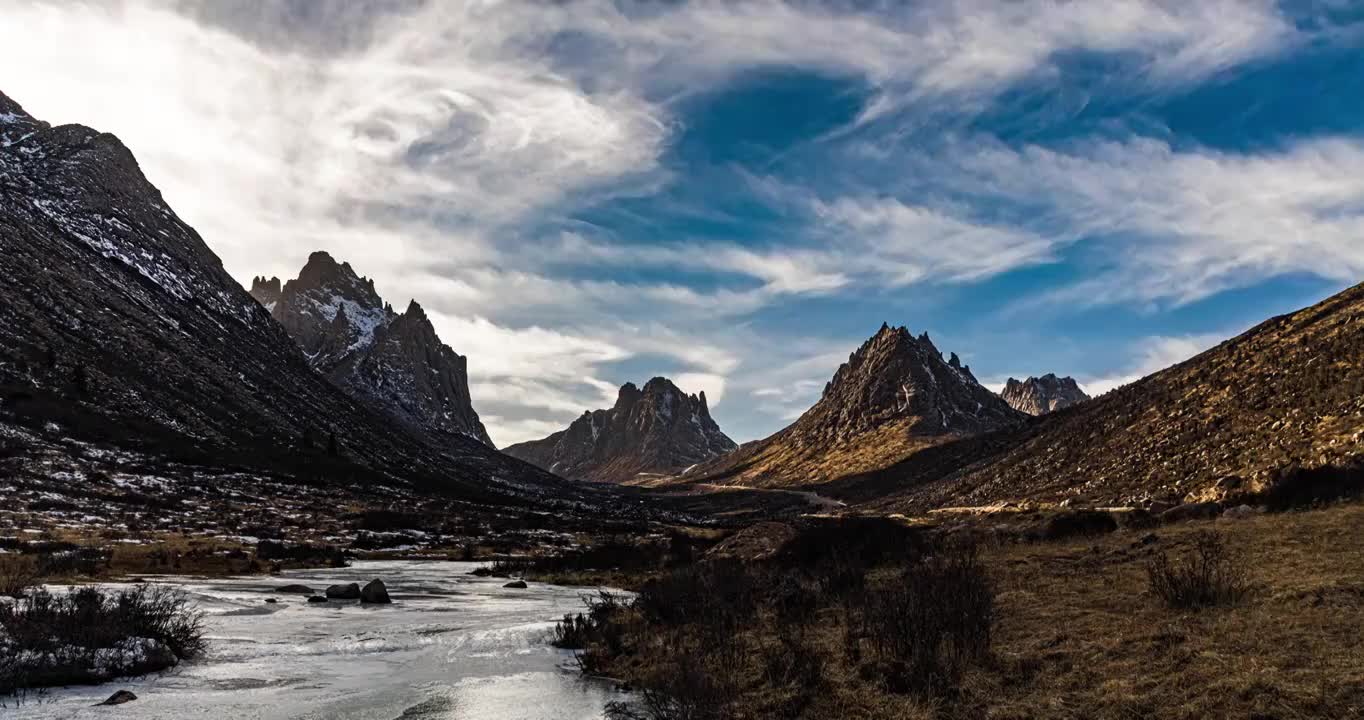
5,1,1364,445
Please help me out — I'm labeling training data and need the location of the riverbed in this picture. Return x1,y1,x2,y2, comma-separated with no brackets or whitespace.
7,561,627,719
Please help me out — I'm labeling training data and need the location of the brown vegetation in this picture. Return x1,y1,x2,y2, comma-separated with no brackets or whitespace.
569,504,1364,719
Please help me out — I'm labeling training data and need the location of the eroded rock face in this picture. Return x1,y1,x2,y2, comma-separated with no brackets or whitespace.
251,253,494,448
678,324,1026,488
504,377,737,483
1001,374,1091,415
792,324,1021,445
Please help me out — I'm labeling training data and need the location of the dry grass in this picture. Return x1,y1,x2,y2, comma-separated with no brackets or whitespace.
970,503,1364,719
583,504,1364,719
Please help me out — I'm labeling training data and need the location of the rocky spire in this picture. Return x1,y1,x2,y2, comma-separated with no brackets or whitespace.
504,377,737,483
251,252,493,448
1000,374,1091,415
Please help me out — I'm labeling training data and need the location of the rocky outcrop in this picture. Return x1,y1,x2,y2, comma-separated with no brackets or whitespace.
504,377,737,483
1001,374,1091,415
679,324,1024,488
251,253,494,447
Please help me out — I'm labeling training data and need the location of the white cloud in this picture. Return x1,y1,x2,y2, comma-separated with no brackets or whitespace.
953,137,1364,307
1082,333,1229,396
0,0,1319,445
673,373,727,407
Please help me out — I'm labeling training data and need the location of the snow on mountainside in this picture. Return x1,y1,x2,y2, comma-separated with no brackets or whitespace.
0,90,558,503
251,253,494,447
505,377,737,483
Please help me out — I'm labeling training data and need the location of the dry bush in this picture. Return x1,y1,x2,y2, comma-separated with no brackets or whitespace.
0,556,40,598
0,585,205,694
849,544,994,695
1146,531,1251,609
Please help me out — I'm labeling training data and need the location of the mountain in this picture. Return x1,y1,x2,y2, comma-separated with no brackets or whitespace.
504,377,737,483
823,284,1364,512
250,253,494,447
0,90,557,503
678,324,1024,488
1000,374,1090,415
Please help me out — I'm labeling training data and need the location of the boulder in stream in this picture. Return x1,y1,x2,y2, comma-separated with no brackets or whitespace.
326,583,362,600
361,579,391,604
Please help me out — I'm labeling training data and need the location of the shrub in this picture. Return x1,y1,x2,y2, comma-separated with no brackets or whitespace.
0,556,39,598
1042,510,1119,540
604,646,739,720
1146,531,1251,609
849,544,994,695
552,590,627,652
0,584,205,695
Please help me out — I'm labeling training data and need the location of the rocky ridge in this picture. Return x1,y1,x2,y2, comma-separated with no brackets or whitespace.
818,284,1364,513
251,253,493,447
677,324,1024,488
505,377,737,483
1000,374,1091,415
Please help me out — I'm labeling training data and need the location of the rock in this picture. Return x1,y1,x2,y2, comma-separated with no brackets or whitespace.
361,579,391,604
1222,504,1257,520
1159,502,1222,524
1001,374,1091,416
97,690,137,706
503,580,528,589
264,598,278,604
326,583,362,600
250,253,494,447
469,567,494,577
307,595,328,604
503,377,737,483
275,584,315,594
1042,510,1118,540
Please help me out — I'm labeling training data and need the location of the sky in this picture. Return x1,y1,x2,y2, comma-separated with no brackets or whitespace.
3,0,1364,446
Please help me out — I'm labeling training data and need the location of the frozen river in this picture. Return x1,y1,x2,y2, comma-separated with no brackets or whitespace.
9,561,626,720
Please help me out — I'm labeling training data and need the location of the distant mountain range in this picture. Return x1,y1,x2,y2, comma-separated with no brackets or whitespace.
251,252,494,448
1001,374,1091,415
4,85,1360,522
505,377,736,483
679,324,1023,488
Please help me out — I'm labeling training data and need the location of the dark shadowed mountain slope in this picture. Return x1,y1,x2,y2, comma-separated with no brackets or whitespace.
251,253,494,448
504,377,737,483
677,324,1024,489
0,91,560,503
820,284,1364,512
1000,374,1090,415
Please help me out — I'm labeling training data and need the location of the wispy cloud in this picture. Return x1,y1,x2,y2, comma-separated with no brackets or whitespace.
952,136,1364,307
1081,333,1230,396
0,0,1336,445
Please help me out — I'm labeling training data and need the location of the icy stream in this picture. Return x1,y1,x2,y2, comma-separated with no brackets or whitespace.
8,561,626,719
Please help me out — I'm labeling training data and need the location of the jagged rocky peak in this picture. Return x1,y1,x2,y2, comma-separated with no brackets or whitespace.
805,323,1017,443
503,376,737,483
251,252,493,448
1001,374,1091,415
250,276,282,306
